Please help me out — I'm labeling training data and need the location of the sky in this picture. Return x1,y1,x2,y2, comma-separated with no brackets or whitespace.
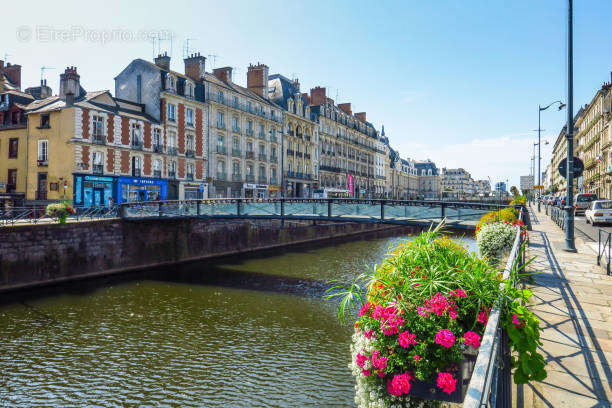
3,0,612,189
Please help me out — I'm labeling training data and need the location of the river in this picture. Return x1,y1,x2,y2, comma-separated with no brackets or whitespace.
0,231,476,407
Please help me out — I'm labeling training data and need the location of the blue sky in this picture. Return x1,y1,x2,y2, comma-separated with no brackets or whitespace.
3,0,612,189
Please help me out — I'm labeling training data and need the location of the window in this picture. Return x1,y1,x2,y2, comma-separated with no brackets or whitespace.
168,104,176,121
40,114,50,128
247,141,253,152
131,123,142,146
186,134,195,151
246,101,252,112
92,115,104,137
288,161,293,172
8,138,18,158
233,96,238,106
259,166,265,178
233,161,240,175
186,108,194,126
154,159,161,172
271,167,277,179
271,147,277,158
167,131,177,148
217,90,223,102
247,120,253,132
247,164,254,176
218,112,224,127
233,138,240,150
233,116,239,131
186,162,195,178
38,140,48,162
7,169,17,190
187,83,193,98
153,128,162,146
217,161,225,174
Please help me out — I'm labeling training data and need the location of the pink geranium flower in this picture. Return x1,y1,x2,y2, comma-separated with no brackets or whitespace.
398,330,418,348
450,288,467,298
413,355,421,362
464,331,481,348
512,314,523,328
387,372,412,396
435,329,455,348
363,329,374,340
436,372,457,394
359,302,373,317
356,353,368,368
362,369,371,377
477,310,488,324
371,350,388,371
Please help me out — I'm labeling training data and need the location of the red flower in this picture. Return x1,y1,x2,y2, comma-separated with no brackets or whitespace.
464,331,481,348
436,372,457,394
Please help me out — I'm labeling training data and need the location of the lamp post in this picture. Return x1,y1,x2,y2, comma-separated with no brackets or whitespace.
538,101,566,211
564,0,577,252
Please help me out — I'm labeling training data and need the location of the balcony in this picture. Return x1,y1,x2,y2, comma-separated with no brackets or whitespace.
246,128,253,136
153,144,164,153
270,135,278,143
270,177,278,185
296,133,303,139
245,151,255,159
217,172,227,181
132,169,142,177
233,126,241,134
232,148,242,157
186,173,194,181
37,159,48,166
168,171,176,180
287,149,295,156
289,130,295,136
154,170,162,178
92,134,105,145
246,174,255,182
93,164,104,175
131,139,143,150
167,146,178,155
287,171,295,178
258,177,267,184
304,153,311,160
258,153,267,161
296,152,303,158
304,135,311,141
296,172,303,179
217,122,225,130
258,132,266,140
232,173,242,182
217,146,227,154
269,156,278,163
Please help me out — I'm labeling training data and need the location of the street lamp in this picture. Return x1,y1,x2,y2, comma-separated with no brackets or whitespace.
564,0,577,252
538,101,565,211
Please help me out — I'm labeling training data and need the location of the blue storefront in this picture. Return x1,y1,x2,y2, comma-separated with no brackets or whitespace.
74,174,115,207
116,176,168,204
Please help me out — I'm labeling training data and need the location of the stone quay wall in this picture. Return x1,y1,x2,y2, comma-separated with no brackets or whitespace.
0,219,417,292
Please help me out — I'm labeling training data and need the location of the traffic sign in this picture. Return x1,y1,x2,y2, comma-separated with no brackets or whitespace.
558,156,584,179
533,185,545,189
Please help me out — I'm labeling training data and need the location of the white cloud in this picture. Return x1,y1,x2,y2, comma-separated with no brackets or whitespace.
398,135,547,188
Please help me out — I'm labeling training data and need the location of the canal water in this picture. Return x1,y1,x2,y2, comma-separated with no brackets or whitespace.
0,231,476,407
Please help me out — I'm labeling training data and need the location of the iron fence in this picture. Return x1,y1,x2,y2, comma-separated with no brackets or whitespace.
463,209,525,408
0,205,117,227
550,206,566,229
598,229,611,276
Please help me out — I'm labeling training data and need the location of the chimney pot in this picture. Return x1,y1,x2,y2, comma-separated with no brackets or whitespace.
246,63,269,99
184,52,207,82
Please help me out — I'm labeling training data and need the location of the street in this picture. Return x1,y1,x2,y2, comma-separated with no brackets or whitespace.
536,206,612,242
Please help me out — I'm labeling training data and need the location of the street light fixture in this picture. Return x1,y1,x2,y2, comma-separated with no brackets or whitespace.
564,0,577,252
537,101,565,211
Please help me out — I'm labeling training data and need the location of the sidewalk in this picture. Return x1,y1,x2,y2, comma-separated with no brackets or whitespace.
519,207,612,408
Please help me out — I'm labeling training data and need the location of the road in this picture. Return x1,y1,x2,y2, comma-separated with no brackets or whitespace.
534,206,612,242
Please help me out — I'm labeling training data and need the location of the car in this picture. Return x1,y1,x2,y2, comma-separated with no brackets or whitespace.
574,193,597,215
585,200,612,226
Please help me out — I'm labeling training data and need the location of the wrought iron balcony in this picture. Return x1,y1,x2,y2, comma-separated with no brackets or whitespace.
92,134,105,145
186,173,194,181
245,151,255,159
93,164,104,175
37,159,48,166
269,156,278,163
167,146,178,155
217,146,227,154
185,149,195,158
216,172,227,181
258,177,267,184
258,132,266,140
154,170,162,178
153,144,164,153
258,154,267,161
131,139,143,150
270,135,278,143
232,148,242,157
132,169,142,177
232,173,242,181
246,128,254,136
296,152,303,158
304,153,311,160
246,174,255,182
287,149,295,156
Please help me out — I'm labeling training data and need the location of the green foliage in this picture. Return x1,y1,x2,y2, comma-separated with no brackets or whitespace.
477,222,517,264
46,201,75,224
510,186,520,197
509,196,526,206
476,208,518,236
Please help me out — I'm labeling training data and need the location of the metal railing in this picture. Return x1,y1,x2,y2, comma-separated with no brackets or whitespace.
1,205,118,227
463,209,525,408
550,206,566,230
118,198,510,227
598,229,611,275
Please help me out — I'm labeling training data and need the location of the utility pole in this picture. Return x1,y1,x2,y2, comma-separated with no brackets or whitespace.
564,0,577,252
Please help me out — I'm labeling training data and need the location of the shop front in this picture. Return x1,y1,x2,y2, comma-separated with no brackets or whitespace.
268,185,281,198
212,180,242,198
73,174,115,207
180,182,208,200
116,176,167,204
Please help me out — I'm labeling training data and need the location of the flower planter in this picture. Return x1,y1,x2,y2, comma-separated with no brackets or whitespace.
408,349,477,403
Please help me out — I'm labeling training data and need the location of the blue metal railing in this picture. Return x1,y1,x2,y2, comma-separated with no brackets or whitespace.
463,209,525,407
118,198,510,227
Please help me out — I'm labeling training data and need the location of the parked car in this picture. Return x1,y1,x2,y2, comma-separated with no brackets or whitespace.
585,200,612,226
574,193,597,215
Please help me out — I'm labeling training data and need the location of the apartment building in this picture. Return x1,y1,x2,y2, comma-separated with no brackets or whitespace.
309,86,379,198
414,160,441,199
268,74,317,197
115,53,209,200
441,168,474,197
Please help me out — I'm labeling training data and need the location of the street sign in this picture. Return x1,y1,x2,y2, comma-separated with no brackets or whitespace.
520,175,534,191
533,185,545,189
557,156,584,179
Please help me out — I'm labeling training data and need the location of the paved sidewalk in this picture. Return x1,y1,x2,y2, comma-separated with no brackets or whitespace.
518,207,612,408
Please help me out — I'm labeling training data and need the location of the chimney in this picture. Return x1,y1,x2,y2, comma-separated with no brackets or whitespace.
355,112,367,122
213,66,233,83
154,52,171,71
247,63,269,98
1,61,22,90
338,103,352,115
292,78,300,92
65,92,75,106
310,86,326,106
184,52,206,81
59,66,80,101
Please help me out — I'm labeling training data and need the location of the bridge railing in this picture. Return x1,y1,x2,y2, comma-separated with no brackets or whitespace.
0,205,118,227
463,209,525,407
118,198,510,225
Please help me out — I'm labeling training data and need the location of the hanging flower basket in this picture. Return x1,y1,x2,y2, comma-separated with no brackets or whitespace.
46,202,75,224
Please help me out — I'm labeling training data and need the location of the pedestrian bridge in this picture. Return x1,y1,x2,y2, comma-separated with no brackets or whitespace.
119,199,507,230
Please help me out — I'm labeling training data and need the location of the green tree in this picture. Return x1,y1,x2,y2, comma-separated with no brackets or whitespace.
510,186,520,197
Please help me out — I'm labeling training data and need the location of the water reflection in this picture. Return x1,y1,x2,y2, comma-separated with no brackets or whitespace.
0,231,475,407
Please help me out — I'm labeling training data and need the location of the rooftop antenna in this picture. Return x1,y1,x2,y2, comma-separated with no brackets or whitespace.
41,66,55,82
208,54,218,70
182,38,196,58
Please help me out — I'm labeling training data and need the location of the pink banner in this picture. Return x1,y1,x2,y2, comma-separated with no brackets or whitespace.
348,173,354,196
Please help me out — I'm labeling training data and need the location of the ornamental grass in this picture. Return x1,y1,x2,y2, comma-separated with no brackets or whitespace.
327,223,545,408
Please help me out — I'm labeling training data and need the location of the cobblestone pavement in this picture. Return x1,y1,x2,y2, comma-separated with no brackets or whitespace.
517,207,612,408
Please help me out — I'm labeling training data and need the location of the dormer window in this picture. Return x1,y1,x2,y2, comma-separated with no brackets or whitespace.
167,76,175,91
187,83,193,98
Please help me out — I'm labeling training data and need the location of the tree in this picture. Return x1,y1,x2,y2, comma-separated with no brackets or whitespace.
510,186,520,197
